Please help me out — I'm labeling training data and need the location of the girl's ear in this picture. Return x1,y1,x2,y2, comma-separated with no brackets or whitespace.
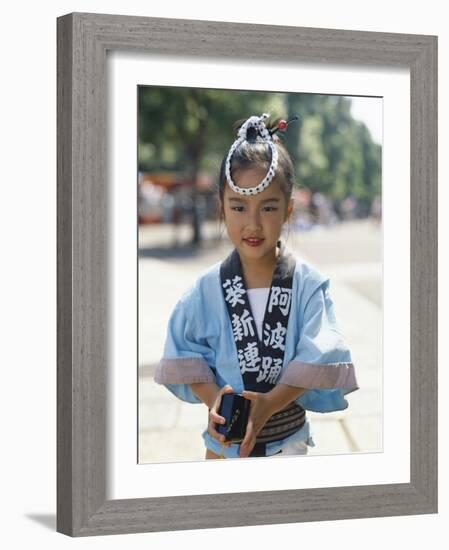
285,198,294,221
218,198,225,222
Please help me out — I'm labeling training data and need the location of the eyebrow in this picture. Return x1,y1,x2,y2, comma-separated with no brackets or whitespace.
227,197,281,203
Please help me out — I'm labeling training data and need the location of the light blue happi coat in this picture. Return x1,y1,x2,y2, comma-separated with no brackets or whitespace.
155,256,358,458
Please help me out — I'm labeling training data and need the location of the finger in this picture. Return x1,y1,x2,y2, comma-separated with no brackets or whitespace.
240,419,255,449
208,423,227,443
210,411,226,425
213,385,233,409
242,390,258,401
239,436,255,458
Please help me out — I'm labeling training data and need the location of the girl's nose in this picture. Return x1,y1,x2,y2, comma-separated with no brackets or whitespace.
247,209,262,229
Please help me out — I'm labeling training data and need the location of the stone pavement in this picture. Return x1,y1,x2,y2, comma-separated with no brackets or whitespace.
138,219,382,463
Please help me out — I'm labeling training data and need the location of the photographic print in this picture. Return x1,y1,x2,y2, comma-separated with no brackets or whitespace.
138,86,382,463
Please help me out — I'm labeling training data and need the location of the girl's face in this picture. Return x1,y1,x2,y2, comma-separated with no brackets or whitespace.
221,166,293,265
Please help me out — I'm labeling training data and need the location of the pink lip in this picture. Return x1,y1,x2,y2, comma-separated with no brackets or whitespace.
243,238,264,247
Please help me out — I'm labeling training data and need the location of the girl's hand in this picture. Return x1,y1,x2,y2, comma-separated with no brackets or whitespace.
207,384,234,447
239,390,276,458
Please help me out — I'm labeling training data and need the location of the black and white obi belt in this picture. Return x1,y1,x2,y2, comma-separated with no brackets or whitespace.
220,244,306,456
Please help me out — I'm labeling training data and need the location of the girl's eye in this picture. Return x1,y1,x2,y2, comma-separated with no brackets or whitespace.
229,205,278,212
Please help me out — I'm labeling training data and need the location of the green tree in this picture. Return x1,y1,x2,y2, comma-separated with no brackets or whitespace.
284,93,381,209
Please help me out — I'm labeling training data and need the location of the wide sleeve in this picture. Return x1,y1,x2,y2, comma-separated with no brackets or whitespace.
154,294,217,403
278,279,359,412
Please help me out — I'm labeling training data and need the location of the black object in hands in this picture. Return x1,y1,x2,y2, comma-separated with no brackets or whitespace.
216,393,250,442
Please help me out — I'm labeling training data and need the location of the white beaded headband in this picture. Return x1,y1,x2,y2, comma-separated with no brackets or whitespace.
225,113,297,196
225,113,276,196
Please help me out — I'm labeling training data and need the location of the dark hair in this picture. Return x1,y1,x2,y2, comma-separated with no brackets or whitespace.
218,117,296,206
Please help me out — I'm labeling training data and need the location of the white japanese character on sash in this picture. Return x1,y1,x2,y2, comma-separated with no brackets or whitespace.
220,247,296,393
232,309,255,341
223,275,246,308
257,357,283,383
263,321,287,351
268,286,292,316
238,342,261,373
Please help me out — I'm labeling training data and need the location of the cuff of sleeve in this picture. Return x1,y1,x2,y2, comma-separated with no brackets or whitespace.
154,357,216,385
278,360,358,390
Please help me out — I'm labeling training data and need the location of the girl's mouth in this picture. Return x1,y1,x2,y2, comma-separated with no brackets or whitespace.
243,238,264,247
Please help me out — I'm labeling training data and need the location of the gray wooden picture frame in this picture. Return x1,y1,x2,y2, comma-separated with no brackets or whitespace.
57,12,438,537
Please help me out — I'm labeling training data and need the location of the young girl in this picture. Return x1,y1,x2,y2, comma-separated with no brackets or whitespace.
154,113,358,459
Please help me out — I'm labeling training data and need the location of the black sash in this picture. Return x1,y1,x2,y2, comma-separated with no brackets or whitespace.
220,243,306,456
